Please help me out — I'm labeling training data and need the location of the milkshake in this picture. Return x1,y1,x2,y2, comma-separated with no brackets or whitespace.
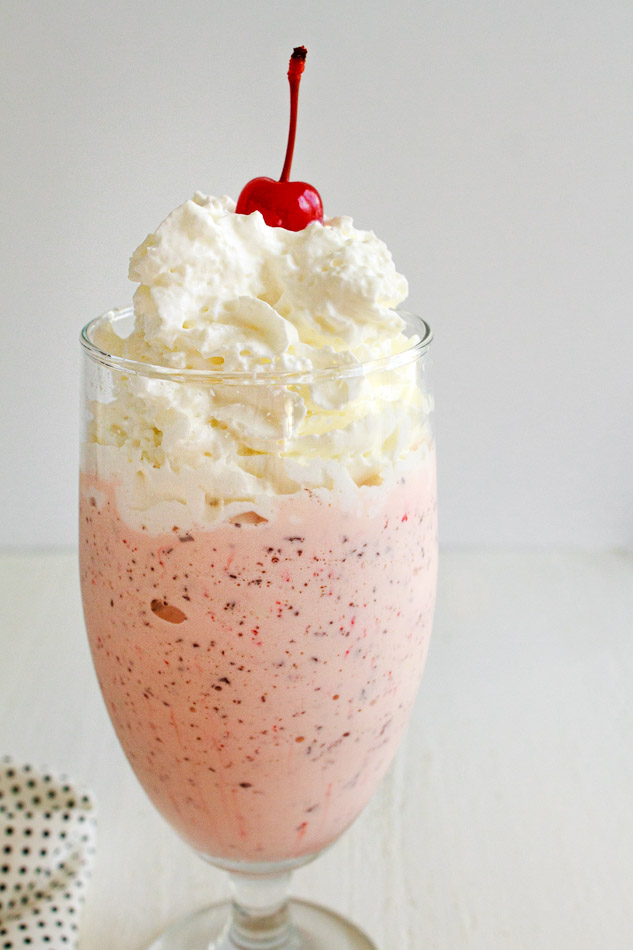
79,193,437,866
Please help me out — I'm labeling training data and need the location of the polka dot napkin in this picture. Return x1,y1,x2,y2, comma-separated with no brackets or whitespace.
0,758,96,948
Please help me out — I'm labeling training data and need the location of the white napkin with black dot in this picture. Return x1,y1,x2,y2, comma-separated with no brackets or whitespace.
0,758,96,948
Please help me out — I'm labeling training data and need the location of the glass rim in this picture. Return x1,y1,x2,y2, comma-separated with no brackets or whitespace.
80,307,432,385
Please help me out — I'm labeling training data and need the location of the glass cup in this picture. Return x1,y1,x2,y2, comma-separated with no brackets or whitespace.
79,308,437,950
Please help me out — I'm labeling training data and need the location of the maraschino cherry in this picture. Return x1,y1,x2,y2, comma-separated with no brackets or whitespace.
236,46,323,231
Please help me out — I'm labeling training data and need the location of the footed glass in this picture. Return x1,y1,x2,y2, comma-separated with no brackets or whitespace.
79,308,437,949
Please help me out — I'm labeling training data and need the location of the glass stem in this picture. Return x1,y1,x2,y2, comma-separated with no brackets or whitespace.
222,870,294,950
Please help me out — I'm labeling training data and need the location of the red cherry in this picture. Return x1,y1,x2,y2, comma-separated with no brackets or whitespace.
236,177,323,230
236,47,323,232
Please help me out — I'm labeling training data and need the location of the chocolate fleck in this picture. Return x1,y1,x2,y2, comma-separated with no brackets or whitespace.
150,600,187,624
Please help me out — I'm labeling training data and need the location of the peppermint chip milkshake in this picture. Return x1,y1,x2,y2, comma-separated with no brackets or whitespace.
79,193,437,865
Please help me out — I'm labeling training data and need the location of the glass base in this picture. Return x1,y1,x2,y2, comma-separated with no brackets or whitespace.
146,899,377,950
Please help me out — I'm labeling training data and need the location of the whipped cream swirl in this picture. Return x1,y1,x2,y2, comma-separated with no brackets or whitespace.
86,194,430,528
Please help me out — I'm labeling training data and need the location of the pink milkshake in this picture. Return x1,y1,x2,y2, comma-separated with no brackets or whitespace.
80,192,436,871
80,453,436,862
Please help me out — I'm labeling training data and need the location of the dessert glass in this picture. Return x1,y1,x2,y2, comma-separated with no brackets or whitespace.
79,308,436,950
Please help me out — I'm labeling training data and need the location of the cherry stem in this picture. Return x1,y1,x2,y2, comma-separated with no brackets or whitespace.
280,46,307,183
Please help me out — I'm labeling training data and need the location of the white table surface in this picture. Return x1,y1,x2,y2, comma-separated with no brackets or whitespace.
1,549,631,950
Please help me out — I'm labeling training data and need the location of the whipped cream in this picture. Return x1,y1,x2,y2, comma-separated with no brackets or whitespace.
84,193,431,530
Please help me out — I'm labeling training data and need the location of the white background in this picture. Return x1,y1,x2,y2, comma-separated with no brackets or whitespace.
1,0,631,549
